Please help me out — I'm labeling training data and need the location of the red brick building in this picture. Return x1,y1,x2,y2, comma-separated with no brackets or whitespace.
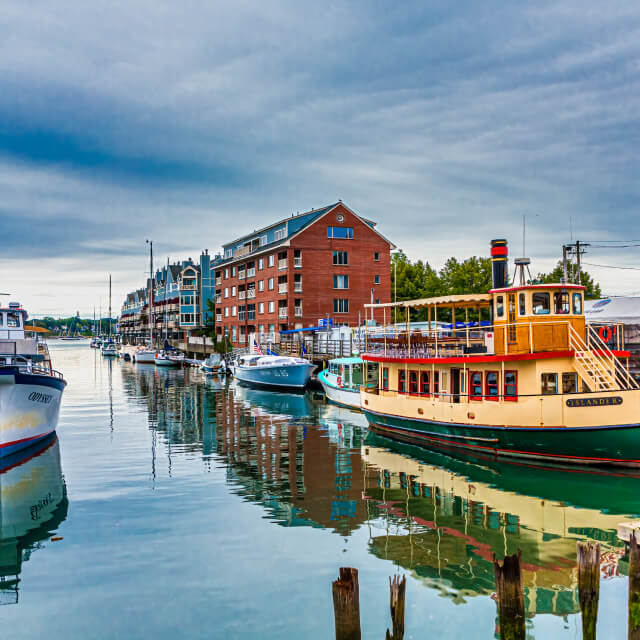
213,201,394,346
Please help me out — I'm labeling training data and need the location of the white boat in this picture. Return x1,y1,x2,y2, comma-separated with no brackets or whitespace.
154,350,184,367
0,301,67,457
133,347,156,363
317,356,364,410
201,353,222,374
102,340,118,357
232,354,315,390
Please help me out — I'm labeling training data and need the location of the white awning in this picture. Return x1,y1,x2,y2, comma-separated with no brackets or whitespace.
365,293,492,310
585,297,640,324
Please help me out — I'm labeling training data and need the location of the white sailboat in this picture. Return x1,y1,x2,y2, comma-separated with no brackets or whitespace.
154,257,184,367
134,240,156,364
102,275,119,357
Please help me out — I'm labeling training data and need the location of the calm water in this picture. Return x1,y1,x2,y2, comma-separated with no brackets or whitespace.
3,343,640,638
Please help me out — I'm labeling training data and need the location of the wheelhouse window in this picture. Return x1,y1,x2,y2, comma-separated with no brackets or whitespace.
562,372,578,394
420,371,430,397
532,292,550,315
398,370,406,393
572,292,583,314
495,296,505,317
485,371,499,401
409,370,419,395
518,293,526,316
7,312,19,328
469,372,483,400
504,371,518,401
554,291,570,314
541,373,558,395
328,226,354,239
382,367,389,391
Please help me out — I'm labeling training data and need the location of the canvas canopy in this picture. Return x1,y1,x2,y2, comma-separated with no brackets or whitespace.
585,297,640,324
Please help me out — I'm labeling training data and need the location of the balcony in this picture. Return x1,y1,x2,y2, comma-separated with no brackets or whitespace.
215,295,221,303
278,283,288,294
294,307,303,317
294,257,302,268
215,277,222,285
216,314,222,322
278,309,288,319
278,259,287,270
247,311,256,321
247,268,256,278
294,283,302,293
238,291,246,300
238,312,246,321
247,289,256,299
238,271,245,280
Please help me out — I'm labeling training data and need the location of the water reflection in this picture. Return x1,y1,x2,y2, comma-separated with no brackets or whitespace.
0,435,67,605
363,433,638,617
118,364,640,630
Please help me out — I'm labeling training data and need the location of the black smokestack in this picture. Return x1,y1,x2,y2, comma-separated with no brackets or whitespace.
491,239,508,289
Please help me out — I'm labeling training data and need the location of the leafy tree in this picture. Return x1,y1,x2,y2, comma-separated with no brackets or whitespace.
439,256,493,295
537,261,601,298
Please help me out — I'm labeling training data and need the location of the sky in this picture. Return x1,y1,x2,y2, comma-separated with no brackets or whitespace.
2,0,640,317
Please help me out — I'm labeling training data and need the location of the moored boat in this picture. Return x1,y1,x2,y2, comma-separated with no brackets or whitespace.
201,353,222,374
318,356,364,409
360,239,640,467
101,339,118,357
232,354,315,390
0,301,67,457
154,349,184,367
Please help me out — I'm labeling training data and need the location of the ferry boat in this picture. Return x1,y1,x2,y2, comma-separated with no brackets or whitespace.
360,239,640,468
0,302,67,457
318,357,364,409
232,354,315,390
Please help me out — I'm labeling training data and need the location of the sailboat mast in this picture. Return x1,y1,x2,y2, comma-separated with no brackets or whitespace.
99,301,102,336
109,274,112,337
164,257,169,343
147,240,154,347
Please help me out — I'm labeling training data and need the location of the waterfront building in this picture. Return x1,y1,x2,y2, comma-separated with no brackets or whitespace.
119,250,213,345
212,201,395,347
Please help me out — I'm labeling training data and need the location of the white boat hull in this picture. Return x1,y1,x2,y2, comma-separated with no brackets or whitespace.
0,369,66,457
233,362,314,389
134,350,156,363
154,357,181,367
319,379,361,409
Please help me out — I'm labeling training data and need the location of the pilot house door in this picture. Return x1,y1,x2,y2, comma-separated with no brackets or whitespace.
508,294,517,345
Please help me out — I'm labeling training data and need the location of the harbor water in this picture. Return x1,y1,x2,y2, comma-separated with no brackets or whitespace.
3,343,640,638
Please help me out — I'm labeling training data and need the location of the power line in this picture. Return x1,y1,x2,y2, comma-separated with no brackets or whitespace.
582,261,640,271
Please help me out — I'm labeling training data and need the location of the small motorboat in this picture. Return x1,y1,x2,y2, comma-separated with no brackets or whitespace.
101,340,118,357
201,353,222,374
232,354,315,391
154,350,184,367
133,347,156,363
318,356,364,410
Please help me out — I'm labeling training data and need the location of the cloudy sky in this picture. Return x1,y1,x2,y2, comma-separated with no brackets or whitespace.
2,0,640,316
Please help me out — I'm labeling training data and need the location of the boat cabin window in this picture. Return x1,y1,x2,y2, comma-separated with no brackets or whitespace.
381,367,389,391
562,372,578,394
504,371,517,401
572,292,583,315
495,296,505,318
365,362,379,390
398,370,406,393
532,292,550,315
420,371,430,396
485,371,499,401
433,371,440,396
554,291,570,315
409,370,419,394
0,313,3,327
7,312,21,328
469,372,483,400
518,293,526,316
352,364,363,388
541,373,558,395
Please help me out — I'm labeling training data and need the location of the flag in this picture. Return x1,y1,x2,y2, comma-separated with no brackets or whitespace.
301,341,307,355
253,339,263,355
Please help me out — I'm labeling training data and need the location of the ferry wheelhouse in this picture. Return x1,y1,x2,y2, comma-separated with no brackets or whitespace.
361,240,640,467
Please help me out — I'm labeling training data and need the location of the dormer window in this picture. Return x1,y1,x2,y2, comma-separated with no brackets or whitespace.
274,228,286,241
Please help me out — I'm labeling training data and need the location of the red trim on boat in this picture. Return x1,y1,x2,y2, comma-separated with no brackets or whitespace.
0,430,55,449
363,350,575,365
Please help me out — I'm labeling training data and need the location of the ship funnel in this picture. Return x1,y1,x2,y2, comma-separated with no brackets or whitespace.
490,239,508,289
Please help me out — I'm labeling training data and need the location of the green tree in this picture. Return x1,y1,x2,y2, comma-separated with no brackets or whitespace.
439,256,493,295
537,261,602,298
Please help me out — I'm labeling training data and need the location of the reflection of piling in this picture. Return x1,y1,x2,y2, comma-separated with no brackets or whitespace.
385,574,406,640
630,532,640,639
577,541,600,640
493,551,525,640
332,567,361,640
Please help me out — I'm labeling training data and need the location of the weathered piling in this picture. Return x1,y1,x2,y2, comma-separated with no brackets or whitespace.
577,541,600,640
385,574,406,640
630,532,640,639
493,551,525,640
332,567,361,640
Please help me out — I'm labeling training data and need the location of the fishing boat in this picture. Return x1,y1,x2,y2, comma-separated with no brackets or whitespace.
232,354,315,390
318,356,364,409
360,239,640,468
0,301,67,457
201,353,222,374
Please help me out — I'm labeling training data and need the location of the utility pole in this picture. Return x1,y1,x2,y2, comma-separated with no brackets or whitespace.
576,240,582,285
562,245,568,284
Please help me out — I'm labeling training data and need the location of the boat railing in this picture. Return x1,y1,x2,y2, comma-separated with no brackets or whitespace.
0,354,65,380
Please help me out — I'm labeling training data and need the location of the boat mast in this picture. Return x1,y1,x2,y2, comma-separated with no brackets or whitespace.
147,240,154,347
109,274,112,337
99,301,102,336
164,257,169,344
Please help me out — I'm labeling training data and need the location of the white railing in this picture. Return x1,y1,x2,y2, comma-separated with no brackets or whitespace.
278,283,288,294
247,268,255,278
238,271,245,280
294,257,302,268
216,314,222,322
295,307,303,317
238,291,246,300
215,277,222,285
247,289,256,299
278,309,288,319
278,259,287,270
294,283,302,293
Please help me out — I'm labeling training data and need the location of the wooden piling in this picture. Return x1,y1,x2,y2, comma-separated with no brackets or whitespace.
332,567,361,640
577,541,600,640
630,531,640,639
385,574,406,640
493,551,525,640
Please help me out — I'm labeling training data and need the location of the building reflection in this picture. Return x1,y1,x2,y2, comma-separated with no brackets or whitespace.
0,435,68,605
362,432,639,620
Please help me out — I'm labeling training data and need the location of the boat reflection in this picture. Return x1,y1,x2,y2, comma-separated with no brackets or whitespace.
362,432,638,617
0,435,67,605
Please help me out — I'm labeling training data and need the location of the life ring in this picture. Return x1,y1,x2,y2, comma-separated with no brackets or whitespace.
598,326,612,342
337,376,343,388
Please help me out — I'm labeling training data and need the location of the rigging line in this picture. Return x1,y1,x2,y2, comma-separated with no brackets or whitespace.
582,262,640,271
